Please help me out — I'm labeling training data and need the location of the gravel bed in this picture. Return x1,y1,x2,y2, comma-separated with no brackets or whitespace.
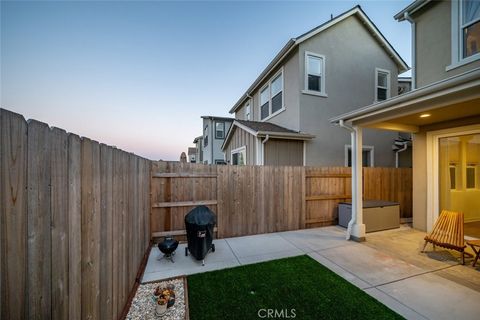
126,278,186,320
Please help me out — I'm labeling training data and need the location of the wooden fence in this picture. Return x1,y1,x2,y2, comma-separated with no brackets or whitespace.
150,161,412,239
0,109,151,320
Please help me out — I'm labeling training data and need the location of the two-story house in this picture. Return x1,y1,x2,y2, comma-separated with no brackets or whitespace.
200,116,233,164
193,135,203,163
331,0,480,241
222,6,409,167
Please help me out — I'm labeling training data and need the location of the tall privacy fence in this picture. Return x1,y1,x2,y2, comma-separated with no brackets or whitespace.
150,161,412,239
0,109,150,320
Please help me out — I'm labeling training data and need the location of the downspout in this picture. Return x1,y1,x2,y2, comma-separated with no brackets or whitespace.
338,120,356,240
395,142,408,168
260,134,270,165
404,12,416,90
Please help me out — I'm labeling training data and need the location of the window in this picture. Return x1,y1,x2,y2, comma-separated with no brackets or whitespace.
304,52,326,95
449,164,457,190
467,165,476,188
462,0,480,58
450,0,480,68
204,125,208,147
245,102,251,120
231,146,246,165
375,69,390,101
345,145,374,167
260,70,284,120
215,122,225,139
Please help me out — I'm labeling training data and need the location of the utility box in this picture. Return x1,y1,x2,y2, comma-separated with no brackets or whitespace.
338,200,400,233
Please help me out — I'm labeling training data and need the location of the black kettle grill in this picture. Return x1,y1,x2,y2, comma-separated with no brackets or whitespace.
184,205,216,265
158,236,179,263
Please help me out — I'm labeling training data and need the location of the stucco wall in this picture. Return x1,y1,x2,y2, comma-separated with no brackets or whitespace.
299,15,400,166
414,0,480,87
412,132,427,231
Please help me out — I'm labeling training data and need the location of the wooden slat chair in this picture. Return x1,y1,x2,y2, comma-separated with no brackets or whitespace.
422,210,467,264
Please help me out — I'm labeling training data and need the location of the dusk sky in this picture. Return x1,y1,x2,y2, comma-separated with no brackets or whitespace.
1,0,412,160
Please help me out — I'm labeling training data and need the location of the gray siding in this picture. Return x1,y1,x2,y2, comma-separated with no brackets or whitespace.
299,15,399,166
224,127,257,165
264,139,303,166
414,1,480,87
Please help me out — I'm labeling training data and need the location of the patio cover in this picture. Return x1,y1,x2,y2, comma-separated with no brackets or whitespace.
329,67,480,241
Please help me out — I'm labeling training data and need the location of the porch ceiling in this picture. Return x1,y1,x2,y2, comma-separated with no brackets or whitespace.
365,98,480,132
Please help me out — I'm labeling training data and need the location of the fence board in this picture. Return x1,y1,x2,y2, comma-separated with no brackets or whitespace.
81,138,101,320
50,128,69,320
0,110,27,320
100,144,114,320
68,134,82,320
27,120,52,319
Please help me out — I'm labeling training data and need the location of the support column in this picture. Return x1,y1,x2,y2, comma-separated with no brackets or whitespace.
348,126,366,242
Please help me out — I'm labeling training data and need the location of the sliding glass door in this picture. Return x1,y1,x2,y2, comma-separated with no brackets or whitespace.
439,134,480,238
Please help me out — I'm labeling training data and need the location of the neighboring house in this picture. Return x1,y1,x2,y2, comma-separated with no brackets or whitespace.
330,0,480,241
193,136,203,163
201,116,233,164
188,147,197,163
222,6,409,166
398,76,413,94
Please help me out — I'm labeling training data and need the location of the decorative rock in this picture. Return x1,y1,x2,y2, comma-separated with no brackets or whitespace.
126,278,185,320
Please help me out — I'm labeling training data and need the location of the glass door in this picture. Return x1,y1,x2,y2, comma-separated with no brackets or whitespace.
439,134,480,238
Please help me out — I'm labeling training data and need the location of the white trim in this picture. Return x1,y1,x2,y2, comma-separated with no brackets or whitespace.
301,90,328,98
231,146,247,165
448,0,480,70
260,68,285,121
344,145,375,167
261,107,286,122
375,68,391,102
426,124,480,231
304,51,326,96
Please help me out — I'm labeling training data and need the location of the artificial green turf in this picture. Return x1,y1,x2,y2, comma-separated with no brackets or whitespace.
187,255,403,320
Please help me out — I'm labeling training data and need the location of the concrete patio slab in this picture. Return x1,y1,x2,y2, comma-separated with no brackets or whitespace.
279,226,353,253
319,242,427,286
225,233,300,258
308,251,371,289
142,240,239,282
377,272,480,320
363,288,428,320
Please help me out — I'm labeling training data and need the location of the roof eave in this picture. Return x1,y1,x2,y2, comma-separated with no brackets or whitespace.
394,0,431,21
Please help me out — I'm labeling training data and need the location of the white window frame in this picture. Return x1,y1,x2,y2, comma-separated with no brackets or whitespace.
426,124,480,231
466,164,477,189
344,145,375,167
375,68,391,102
231,146,247,165
302,51,327,97
215,121,225,139
245,101,251,120
448,0,480,70
260,68,285,122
